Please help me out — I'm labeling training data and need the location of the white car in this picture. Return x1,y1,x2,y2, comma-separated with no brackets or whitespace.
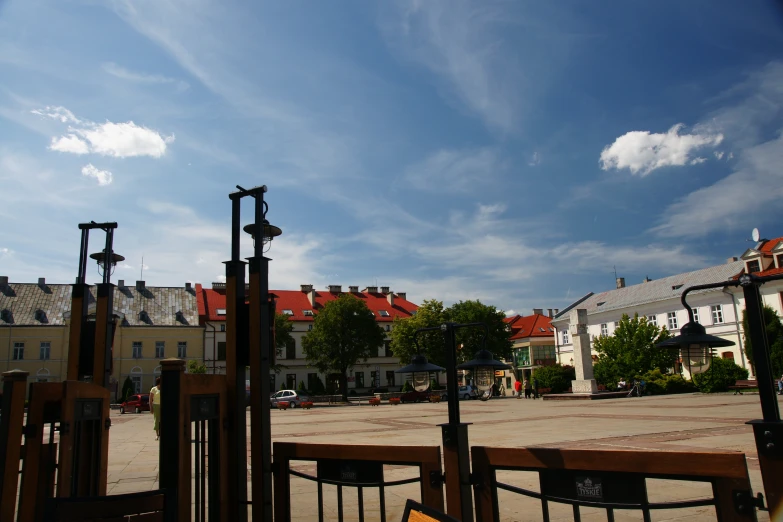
459,385,479,400
270,390,310,408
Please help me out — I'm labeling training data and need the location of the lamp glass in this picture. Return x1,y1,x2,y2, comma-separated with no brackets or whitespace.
475,367,493,392
684,344,711,374
413,372,430,392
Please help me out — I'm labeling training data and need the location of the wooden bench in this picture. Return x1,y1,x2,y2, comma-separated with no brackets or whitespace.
44,489,174,522
728,380,758,394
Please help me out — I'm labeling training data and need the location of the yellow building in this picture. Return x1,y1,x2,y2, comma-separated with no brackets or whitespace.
0,277,204,400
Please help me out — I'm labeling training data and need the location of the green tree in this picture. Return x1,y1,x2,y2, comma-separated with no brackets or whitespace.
187,359,207,374
532,364,575,393
446,300,513,364
302,294,386,401
272,312,295,374
389,299,447,368
742,305,783,377
593,313,675,386
121,376,135,400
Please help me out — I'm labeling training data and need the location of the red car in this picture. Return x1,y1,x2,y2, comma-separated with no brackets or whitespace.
120,394,150,414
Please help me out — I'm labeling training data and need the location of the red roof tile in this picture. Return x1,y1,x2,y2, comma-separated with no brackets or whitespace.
197,286,418,323
760,237,783,254
505,314,554,340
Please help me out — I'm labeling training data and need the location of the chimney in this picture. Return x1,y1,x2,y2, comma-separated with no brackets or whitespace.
118,279,125,288
328,285,342,293
185,282,192,291
553,308,559,316
364,286,378,294
643,276,652,283
37,277,45,287
380,286,390,294
616,277,626,289
308,289,316,307
0,276,8,287
136,280,145,291
397,292,407,301
727,256,738,263
547,308,553,318
300,284,313,293
533,308,544,316
349,286,359,293
387,293,394,307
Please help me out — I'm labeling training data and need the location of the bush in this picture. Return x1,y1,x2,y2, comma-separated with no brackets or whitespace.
692,357,750,393
401,381,414,392
430,379,444,391
297,380,308,393
640,369,696,395
532,364,575,393
309,376,326,395
121,376,134,401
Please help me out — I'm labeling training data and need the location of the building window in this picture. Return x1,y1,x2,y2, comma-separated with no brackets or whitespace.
355,372,365,388
722,351,735,361
532,346,557,363
370,371,379,388
303,310,314,316
386,371,395,387
220,324,226,332
667,312,678,330
285,339,295,360
132,342,142,359
600,324,608,337
12,342,24,360
646,315,657,326
308,373,319,391
385,325,391,332
777,254,783,268
379,310,390,317
155,341,165,359
308,324,313,331
384,340,393,358
217,342,226,361
39,341,50,360
286,374,296,390
270,374,276,393
747,260,760,274
562,330,569,344
36,368,50,383
216,308,226,315
711,305,724,324
692,307,700,324
131,367,143,394
177,342,187,358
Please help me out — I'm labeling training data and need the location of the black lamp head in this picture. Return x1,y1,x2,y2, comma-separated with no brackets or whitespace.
396,354,446,374
457,349,511,393
656,321,735,376
89,249,125,266
243,220,283,241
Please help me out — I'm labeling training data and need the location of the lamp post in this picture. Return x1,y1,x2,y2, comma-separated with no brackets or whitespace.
658,273,783,516
414,322,510,521
395,354,445,392
225,185,282,522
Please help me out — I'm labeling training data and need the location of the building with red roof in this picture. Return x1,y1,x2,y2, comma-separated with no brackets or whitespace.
502,310,556,391
197,283,418,393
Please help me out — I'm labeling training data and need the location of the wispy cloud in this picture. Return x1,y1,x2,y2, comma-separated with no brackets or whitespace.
599,124,723,176
102,62,189,91
403,147,504,192
81,163,113,186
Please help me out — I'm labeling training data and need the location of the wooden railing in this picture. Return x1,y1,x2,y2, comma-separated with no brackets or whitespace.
471,446,758,522
273,442,444,522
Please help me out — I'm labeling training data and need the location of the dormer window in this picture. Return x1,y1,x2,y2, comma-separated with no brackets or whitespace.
539,327,546,332
34,309,47,323
378,310,390,317
1,309,12,323
303,310,314,316
216,308,227,316
777,254,783,268
139,310,151,324
672,284,683,290
747,259,761,274
596,302,605,307
282,309,293,315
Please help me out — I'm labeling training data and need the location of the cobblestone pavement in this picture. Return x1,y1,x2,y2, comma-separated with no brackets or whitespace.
105,392,782,521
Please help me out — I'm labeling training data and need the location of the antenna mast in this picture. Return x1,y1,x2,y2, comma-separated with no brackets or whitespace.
140,255,144,280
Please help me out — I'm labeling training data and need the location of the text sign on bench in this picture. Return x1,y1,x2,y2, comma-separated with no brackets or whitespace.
540,470,647,504
318,459,384,484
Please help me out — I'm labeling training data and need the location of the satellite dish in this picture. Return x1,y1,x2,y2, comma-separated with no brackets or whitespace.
752,228,760,242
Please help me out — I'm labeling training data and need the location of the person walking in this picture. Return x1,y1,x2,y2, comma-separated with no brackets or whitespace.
533,377,539,399
149,377,161,441
524,378,532,399
514,378,522,399
778,373,783,395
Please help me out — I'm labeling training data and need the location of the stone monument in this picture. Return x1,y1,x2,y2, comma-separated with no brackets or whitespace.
570,308,598,394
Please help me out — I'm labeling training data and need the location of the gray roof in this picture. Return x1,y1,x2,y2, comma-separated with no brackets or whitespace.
552,260,744,323
0,283,199,327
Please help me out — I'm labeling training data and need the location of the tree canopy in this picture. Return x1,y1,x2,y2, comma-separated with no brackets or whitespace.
302,294,386,401
592,313,674,386
390,299,512,368
742,304,783,377
272,311,295,374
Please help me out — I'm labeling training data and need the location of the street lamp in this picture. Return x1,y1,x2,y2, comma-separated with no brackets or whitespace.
457,349,511,397
659,273,783,516
414,322,508,522
89,249,125,278
396,354,445,391
243,219,282,251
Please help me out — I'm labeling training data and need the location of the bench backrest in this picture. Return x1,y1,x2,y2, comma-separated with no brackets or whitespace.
735,380,758,386
43,489,174,522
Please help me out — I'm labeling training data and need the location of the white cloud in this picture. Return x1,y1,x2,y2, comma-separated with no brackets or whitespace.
102,62,189,91
35,105,175,159
528,151,541,166
505,309,516,316
81,164,113,186
50,134,89,154
690,157,707,165
600,124,723,176
714,151,724,160
31,106,80,124
404,147,503,192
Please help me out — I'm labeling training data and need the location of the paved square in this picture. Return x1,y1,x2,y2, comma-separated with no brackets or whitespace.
107,393,782,520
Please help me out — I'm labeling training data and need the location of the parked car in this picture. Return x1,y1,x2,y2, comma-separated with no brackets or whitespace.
459,385,479,400
270,390,310,408
399,389,431,403
120,394,150,414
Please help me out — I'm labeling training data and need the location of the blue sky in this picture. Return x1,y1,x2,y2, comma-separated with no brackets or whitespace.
2,1,783,315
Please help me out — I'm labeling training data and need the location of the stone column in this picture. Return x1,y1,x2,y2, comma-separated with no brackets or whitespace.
570,309,598,394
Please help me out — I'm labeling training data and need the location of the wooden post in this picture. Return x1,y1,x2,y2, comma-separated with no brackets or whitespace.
0,370,28,522
469,447,494,522
272,448,291,522
67,283,89,380
159,358,185,522
92,283,115,388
